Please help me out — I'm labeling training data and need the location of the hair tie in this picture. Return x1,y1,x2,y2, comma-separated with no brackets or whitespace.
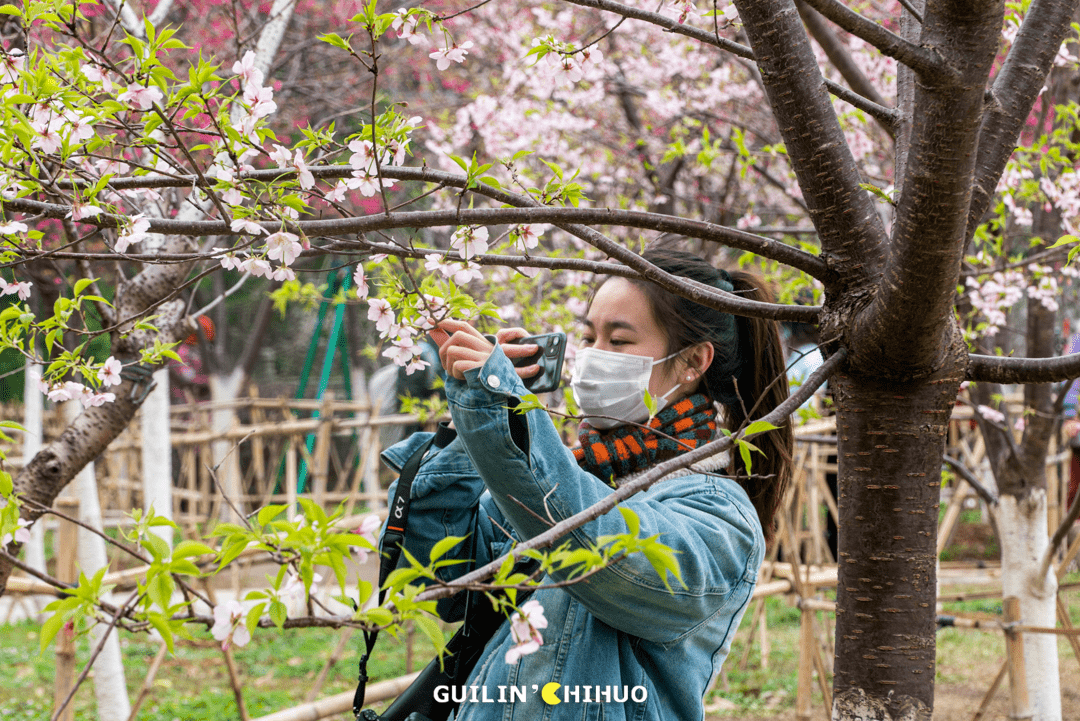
714,268,734,293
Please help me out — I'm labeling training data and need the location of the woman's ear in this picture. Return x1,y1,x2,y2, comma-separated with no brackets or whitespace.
686,342,714,381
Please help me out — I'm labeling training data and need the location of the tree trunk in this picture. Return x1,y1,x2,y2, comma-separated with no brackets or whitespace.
141,369,173,547
831,364,963,721
64,401,132,721
210,368,244,522
996,490,1060,721
21,361,46,578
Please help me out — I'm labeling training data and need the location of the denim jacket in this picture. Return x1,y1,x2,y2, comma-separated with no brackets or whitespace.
380,347,764,721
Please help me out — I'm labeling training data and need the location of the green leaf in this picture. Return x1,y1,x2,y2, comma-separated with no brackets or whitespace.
147,613,175,654
1048,234,1079,248
743,420,780,437
642,390,658,418
256,504,288,526
618,506,640,537
413,615,446,654
0,470,11,497
429,535,466,563
269,600,287,629
172,540,215,559
0,5,21,17
141,532,171,562
39,611,67,653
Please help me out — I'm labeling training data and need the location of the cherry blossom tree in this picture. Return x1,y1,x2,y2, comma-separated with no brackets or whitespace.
1,0,1080,719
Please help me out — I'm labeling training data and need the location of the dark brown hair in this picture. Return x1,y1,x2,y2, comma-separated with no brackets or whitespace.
624,248,794,545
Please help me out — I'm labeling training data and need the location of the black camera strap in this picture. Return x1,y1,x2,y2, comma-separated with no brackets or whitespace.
352,432,436,718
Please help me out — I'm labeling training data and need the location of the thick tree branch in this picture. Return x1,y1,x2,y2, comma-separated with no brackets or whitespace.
733,0,888,287
967,352,1080,384
850,0,1003,378
964,0,1079,245
798,0,951,79
3,192,830,281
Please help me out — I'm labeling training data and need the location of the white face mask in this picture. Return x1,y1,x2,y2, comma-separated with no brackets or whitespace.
570,346,685,430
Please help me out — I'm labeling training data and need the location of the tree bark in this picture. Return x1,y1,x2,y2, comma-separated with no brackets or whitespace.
831,351,965,720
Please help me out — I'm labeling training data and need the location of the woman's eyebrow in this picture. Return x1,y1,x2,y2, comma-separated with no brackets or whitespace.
582,319,637,333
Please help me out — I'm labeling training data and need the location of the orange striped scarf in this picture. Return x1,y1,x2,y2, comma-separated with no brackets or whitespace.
572,393,718,487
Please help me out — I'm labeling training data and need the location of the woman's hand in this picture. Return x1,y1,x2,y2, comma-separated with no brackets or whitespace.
429,319,540,381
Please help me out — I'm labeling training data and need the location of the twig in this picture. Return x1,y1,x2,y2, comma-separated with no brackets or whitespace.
942,454,997,506
1036,480,1080,587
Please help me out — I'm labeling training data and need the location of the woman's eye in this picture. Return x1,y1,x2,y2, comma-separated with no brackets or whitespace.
580,337,595,346
610,339,629,346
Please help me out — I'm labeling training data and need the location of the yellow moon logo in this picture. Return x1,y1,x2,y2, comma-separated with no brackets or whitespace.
541,682,562,705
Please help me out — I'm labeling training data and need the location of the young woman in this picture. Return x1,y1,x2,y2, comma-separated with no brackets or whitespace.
380,248,793,720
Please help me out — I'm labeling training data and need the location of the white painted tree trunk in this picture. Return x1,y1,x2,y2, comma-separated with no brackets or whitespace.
63,402,132,721
22,361,46,575
140,369,173,547
210,369,244,522
996,490,1061,721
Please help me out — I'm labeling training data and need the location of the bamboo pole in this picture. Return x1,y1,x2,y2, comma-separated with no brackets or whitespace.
1003,596,1032,720
796,584,815,721
253,673,421,721
971,659,1009,721
54,498,78,721
124,642,169,721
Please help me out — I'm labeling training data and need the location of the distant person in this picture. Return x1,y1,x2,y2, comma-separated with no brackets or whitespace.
1063,331,1079,516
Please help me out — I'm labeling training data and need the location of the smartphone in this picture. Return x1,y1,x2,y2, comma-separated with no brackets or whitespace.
486,332,566,394
510,332,566,394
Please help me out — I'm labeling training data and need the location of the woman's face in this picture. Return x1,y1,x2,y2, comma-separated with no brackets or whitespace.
580,278,686,401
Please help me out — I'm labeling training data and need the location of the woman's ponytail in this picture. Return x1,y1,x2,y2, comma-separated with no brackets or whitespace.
719,270,794,546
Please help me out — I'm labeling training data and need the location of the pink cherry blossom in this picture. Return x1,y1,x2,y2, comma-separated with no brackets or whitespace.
515,224,546,250
392,10,428,46
241,257,274,279
70,202,104,221
264,231,302,266
1,48,25,85
118,83,163,110
232,50,264,89
0,278,32,300
82,64,113,92
271,266,296,282
97,356,122,387
114,214,151,253
81,391,116,408
292,150,314,190
450,226,489,260
244,83,277,119
353,514,381,563
1,518,32,547
353,265,369,299
0,221,28,235
505,599,547,664
451,261,483,285
977,405,1006,425
367,298,396,334
231,218,268,236
429,41,474,71
211,599,251,650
